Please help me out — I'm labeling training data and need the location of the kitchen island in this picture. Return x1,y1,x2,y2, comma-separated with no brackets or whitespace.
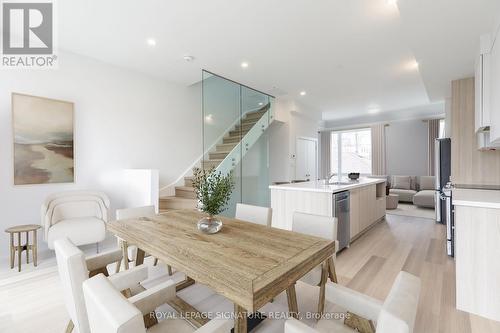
453,188,500,322
269,178,386,245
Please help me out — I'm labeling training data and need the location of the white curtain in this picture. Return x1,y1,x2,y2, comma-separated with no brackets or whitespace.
428,119,440,176
371,124,386,175
319,131,331,179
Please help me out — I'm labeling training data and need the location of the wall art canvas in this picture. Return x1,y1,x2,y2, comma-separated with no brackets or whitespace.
13,93,74,185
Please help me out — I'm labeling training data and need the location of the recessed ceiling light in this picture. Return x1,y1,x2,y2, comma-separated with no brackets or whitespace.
300,91,307,96
403,59,419,71
241,62,249,68
205,114,214,124
146,38,156,47
183,55,195,62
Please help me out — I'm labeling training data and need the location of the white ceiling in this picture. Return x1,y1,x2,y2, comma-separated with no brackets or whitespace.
58,0,500,121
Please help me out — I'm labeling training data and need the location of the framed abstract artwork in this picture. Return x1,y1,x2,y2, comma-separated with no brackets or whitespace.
12,93,74,185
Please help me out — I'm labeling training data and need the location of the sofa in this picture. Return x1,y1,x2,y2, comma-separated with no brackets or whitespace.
389,175,436,208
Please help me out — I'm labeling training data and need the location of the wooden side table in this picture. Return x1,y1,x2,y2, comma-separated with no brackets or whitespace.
386,194,399,210
5,224,41,272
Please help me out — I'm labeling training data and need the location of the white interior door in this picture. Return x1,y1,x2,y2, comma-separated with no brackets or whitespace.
296,138,317,181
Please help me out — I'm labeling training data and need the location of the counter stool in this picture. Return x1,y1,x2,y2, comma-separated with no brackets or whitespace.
5,224,41,272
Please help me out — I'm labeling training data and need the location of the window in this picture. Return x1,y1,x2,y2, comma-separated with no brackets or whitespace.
439,119,446,138
330,128,372,176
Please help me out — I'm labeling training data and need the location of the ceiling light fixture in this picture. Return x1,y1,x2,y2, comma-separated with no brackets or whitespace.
300,91,307,96
387,0,398,5
183,55,195,62
241,62,249,68
403,59,419,71
205,114,214,124
146,38,157,47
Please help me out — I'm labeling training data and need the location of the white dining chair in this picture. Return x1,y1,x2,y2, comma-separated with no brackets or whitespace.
285,271,421,333
54,237,171,333
115,206,170,274
292,212,339,315
83,274,232,333
235,203,272,227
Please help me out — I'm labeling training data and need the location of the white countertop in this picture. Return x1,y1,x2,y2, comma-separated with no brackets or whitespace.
269,177,386,193
453,188,500,209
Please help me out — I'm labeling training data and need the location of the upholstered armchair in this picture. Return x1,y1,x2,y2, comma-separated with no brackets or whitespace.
285,271,421,333
54,238,171,333
41,191,110,250
83,274,232,333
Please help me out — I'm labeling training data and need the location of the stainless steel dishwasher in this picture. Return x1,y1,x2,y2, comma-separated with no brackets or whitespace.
333,191,350,251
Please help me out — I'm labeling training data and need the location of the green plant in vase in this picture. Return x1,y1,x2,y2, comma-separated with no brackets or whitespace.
192,167,234,233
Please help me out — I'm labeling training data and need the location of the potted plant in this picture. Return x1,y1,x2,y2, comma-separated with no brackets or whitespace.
192,167,234,234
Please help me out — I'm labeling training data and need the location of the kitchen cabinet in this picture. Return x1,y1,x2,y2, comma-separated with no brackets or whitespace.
487,26,500,144
453,189,500,321
475,34,492,133
349,188,360,238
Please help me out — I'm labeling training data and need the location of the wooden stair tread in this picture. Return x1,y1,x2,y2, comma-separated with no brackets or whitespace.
175,186,195,191
160,196,196,201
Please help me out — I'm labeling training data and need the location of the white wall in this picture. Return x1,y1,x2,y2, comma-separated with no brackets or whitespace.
269,99,322,183
385,119,429,176
0,52,200,260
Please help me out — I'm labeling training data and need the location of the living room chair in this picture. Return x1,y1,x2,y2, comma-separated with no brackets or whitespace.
285,271,421,333
83,274,232,333
292,212,339,316
41,191,110,250
115,206,169,274
54,238,170,333
235,203,272,226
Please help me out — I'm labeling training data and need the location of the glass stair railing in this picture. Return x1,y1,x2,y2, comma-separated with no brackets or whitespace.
202,70,275,216
204,102,273,174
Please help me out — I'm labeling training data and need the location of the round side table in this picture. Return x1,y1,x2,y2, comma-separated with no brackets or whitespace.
386,194,399,210
5,224,41,272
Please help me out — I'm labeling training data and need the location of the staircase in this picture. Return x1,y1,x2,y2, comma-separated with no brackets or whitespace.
159,105,271,212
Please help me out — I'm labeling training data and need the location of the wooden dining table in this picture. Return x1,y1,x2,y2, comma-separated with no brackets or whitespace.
107,210,335,333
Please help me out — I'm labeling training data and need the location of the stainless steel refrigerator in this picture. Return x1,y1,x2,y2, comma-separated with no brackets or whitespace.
434,138,453,256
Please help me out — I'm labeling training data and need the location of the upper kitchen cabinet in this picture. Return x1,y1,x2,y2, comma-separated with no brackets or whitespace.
489,25,500,145
475,34,492,133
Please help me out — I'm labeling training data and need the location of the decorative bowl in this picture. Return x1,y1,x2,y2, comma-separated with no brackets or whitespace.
348,173,360,180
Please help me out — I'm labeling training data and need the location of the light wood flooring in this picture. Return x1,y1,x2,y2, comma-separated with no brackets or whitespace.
1,214,499,333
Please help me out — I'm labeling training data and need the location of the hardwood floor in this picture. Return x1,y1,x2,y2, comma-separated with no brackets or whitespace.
1,214,499,332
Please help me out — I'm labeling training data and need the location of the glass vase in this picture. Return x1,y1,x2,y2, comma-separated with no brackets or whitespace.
197,215,223,234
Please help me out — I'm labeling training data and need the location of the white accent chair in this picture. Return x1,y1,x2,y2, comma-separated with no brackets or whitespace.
83,274,232,333
235,203,272,227
54,238,169,333
292,212,339,315
115,206,165,272
42,191,110,250
285,271,421,333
